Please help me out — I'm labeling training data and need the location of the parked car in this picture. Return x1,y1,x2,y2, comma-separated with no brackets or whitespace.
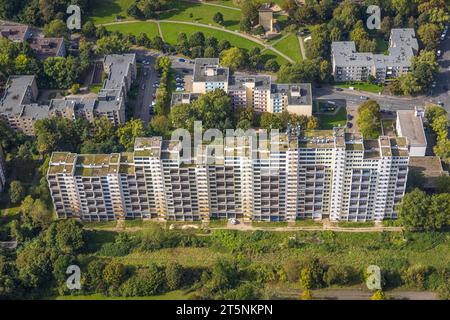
360,96,369,100
347,114,353,120
178,58,186,62
336,88,344,92
437,50,442,57
347,122,353,128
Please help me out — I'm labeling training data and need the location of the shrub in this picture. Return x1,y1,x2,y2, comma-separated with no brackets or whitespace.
120,264,167,296
165,262,184,290
402,265,430,290
323,265,359,286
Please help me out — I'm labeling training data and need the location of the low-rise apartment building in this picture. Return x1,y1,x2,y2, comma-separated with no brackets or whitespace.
0,23,65,60
332,29,419,82
183,58,313,116
396,108,427,156
0,54,136,134
47,128,409,222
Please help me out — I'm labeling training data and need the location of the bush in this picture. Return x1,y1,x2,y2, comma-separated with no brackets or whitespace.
323,265,359,286
165,262,184,290
283,259,301,282
120,264,167,296
402,265,430,290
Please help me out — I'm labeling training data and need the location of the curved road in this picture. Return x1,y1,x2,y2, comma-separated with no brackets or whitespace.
99,19,295,63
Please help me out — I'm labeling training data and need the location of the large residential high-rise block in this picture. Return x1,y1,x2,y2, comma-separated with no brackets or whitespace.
47,128,409,222
180,58,313,116
0,145,6,193
332,29,418,82
0,54,136,134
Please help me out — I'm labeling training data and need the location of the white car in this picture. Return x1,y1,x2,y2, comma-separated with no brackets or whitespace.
175,87,184,91
437,50,442,57
229,218,238,225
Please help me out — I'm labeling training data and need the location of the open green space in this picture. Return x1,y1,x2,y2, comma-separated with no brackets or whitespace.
337,221,375,228
160,21,259,50
157,1,241,31
104,21,160,38
90,0,135,24
272,33,302,62
316,105,347,130
335,82,384,94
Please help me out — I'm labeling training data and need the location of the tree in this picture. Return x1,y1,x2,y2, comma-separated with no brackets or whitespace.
45,219,85,254
218,40,231,52
397,189,430,231
427,193,450,231
264,59,279,72
204,46,217,58
103,261,127,295
121,265,166,296
300,268,313,289
85,259,107,293
165,262,184,290
43,19,68,39
371,290,386,300
239,17,252,32
300,289,313,300
81,21,96,38
210,259,239,291
96,35,130,55
151,36,165,51
117,119,144,150
19,196,52,229
254,25,265,36
356,100,381,139
127,1,143,19
189,32,205,48
418,23,441,50
69,83,80,94
436,175,450,194
9,180,25,204
16,239,52,289
213,12,224,25
220,47,248,71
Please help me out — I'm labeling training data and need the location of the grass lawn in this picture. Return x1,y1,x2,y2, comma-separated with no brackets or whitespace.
117,247,230,268
104,21,160,38
317,106,347,130
207,219,228,228
252,221,288,228
294,220,323,227
336,82,384,94
160,21,260,50
337,221,375,228
88,84,103,94
90,0,134,24
54,290,191,300
83,220,117,229
157,0,241,31
272,33,302,62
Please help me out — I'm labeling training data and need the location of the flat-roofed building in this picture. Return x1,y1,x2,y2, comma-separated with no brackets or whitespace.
0,54,136,134
332,29,418,82
0,23,30,42
396,109,427,156
28,37,66,60
408,156,448,191
184,59,313,116
192,58,229,94
48,128,409,222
